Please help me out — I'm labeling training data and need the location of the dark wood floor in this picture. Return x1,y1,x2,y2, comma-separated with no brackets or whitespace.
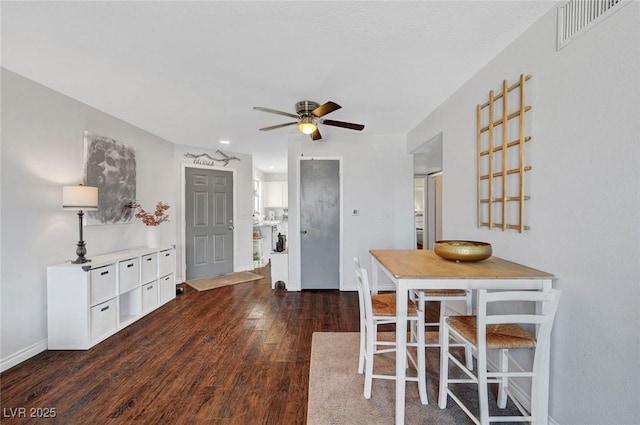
0,267,361,424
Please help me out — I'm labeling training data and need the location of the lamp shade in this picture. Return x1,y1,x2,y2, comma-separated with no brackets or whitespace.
62,185,99,211
298,116,317,135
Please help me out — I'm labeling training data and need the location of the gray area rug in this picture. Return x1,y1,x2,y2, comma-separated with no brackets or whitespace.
307,332,525,425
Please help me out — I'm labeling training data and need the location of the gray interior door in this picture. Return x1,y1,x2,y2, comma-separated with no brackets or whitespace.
185,167,233,280
300,159,340,290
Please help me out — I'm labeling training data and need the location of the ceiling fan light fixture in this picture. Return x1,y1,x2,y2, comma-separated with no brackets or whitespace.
255,101,364,141
298,116,317,135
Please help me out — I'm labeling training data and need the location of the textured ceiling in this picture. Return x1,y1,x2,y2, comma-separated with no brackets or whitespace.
1,1,555,173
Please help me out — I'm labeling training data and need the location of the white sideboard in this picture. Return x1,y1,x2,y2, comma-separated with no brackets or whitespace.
47,245,176,350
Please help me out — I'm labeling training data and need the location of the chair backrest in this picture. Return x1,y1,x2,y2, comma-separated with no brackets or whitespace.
354,256,362,273
476,289,562,356
354,257,373,323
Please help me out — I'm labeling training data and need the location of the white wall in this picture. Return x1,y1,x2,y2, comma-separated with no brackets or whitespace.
0,69,254,371
0,69,175,369
262,172,287,182
287,133,414,291
408,4,640,424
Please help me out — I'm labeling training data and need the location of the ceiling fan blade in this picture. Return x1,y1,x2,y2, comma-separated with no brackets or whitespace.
310,128,322,141
253,106,299,119
322,119,365,131
259,122,298,131
311,101,341,118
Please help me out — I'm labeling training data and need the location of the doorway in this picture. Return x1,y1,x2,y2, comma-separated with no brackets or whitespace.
299,159,341,290
414,176,426,249
184,167,234,280
425,172,443,249
413,132,443,249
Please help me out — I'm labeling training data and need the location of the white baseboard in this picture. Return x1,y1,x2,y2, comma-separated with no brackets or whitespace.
237,264,255,272
0,339,47,373
377,284,396,292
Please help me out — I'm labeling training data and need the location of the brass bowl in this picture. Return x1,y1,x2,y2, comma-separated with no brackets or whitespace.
434,240,492,262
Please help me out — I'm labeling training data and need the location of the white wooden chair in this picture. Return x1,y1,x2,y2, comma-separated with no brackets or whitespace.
354,258,428,405
438,288,562,425
412,288,474,369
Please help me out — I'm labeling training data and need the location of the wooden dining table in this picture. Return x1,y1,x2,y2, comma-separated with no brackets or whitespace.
369,249,556,425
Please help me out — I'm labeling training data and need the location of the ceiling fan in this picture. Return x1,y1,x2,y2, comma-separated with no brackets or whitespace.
253,100,365,141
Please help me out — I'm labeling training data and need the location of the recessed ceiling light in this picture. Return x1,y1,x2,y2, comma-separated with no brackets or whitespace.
220,140,230,144
269,166,275,170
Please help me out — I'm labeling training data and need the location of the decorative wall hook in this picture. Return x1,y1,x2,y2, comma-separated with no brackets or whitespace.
184,150,241,167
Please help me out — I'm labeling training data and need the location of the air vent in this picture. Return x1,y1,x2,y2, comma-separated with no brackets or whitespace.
557,0,629,50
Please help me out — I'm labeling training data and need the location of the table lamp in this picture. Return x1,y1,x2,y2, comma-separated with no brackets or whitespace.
62,184,98,264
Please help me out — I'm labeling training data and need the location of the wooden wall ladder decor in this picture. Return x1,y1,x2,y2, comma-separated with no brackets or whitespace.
477,74,531,233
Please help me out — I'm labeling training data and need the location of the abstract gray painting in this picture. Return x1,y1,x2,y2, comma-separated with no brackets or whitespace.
83,131,136,225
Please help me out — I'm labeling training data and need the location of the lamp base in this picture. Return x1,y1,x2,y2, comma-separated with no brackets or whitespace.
70,240,91,264
71,257,92,264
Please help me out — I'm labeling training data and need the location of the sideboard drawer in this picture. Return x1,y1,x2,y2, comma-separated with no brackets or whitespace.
90,298,117,342
159,249,175,277
119,257,140,293
142,281,158,313
89,264,117,306
141,253,158,284
159,273,175,304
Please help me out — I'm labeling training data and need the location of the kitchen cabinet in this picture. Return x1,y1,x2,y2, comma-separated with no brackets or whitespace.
264,181,288,207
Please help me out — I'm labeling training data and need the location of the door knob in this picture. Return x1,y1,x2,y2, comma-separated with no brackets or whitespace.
228,226,234,230
301,230,308,234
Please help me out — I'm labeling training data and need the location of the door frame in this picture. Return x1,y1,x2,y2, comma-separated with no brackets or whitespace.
181,164,238,281
426,171,443,249
295,157,344,290
414,175,427,249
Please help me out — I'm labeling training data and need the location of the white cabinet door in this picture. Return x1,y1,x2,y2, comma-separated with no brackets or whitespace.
141,253,158,284
159,273,175,304
119,257,140,294
159,249,175,277
264,182,288,207
90,299,117,343
270,253,288,289
264,182,282,207
142,281,159,313
89,264,116,306
282,182,288,207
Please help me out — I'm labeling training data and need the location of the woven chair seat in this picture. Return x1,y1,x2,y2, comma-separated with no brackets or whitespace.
447,316,536,349
371,293,419,317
